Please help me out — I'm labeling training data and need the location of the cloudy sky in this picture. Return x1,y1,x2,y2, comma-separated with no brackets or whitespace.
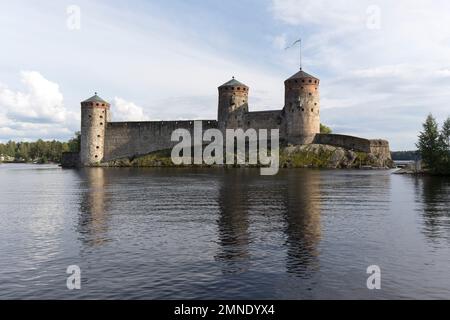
1,0,450,150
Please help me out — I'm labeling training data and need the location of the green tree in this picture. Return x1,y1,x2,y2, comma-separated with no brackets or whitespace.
440,117,450,150
16,142,31,162
417,114,444,173
438,117,450,173
320,124,332,134
5,141,16,157
67,132,81,152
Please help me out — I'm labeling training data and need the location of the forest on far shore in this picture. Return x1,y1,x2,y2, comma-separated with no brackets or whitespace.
0,133,80,164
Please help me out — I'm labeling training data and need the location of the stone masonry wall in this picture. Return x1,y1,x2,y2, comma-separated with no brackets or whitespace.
104,120,218,161
313,134,391,156
244,110,283,132
314,134,372,152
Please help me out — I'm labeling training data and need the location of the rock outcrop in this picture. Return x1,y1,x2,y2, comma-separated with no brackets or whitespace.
280,144,393,169
103,144,393,169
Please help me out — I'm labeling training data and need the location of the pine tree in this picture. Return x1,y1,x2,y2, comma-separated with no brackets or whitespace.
440,117,450,150
416,114,441,172
439,117,450,173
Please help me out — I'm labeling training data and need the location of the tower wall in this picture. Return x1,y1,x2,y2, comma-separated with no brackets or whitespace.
80,101,110,166
284,75,320,144
218,84,249,131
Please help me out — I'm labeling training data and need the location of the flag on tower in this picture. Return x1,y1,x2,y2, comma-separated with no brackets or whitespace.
285,38,303,70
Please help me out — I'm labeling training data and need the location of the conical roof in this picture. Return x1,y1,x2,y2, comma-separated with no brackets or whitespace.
219,77,248,88
286,70,319,81
82,93,108,104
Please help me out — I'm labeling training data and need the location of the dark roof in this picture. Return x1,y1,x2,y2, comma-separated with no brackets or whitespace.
287,70,319,81
82,93,108,104
219,77,248,88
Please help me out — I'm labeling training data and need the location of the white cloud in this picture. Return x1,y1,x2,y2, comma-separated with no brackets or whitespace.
111,97,149,122
0,71,66,123
271,0,450,149
0,71,78,142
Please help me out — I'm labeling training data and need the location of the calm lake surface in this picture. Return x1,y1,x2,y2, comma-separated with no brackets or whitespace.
0,164,449,299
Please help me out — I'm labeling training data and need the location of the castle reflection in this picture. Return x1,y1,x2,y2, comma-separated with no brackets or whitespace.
77,168,110,246
215,169,322,277
215,171,251,274
282,170,322,276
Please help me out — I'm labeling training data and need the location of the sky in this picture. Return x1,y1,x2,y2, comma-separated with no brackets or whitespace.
1,0,450,150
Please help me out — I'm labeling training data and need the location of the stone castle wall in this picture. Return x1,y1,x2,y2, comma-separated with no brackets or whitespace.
102,111,285,162
104,120,218,161
244,111,283,132
313,134,391,157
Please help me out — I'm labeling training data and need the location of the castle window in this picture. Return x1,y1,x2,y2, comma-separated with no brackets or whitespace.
100,122,103,125
100,116,103,119
314,80,317,83
95,155,98,158
247,121,250,125
96,103,99,106
237,87,241,90
102,104,105,106
315,103,317,106
97,135,101,138
309,79,312,83
309,93,312,96
96,146,100,149
311,108,314,112
302,80,305,83
302,108,305,112
88,115,92,118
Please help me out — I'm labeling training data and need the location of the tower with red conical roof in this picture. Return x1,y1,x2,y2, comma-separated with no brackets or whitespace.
217,77,249,131
284,70,320,144
80,93,110,166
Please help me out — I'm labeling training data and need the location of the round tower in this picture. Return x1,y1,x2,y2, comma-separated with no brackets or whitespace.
217,77,249,131
80,93,110,166
284,70,320,145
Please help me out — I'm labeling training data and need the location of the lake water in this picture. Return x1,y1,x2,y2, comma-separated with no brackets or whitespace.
0,164,449,299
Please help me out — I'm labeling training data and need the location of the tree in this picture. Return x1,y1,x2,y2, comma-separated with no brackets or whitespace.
440,117,450,150
438,117,450,173
416,114,441,172
67,132,81,152
320,124,332,134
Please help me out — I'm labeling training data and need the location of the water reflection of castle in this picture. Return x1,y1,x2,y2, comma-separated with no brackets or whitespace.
78,168,322,276
78,168,110,246
215,170,322,276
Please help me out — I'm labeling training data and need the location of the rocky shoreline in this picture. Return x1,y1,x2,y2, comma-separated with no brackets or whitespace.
102,144,393,169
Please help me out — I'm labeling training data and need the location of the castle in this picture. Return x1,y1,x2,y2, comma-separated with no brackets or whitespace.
62,68,391,167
